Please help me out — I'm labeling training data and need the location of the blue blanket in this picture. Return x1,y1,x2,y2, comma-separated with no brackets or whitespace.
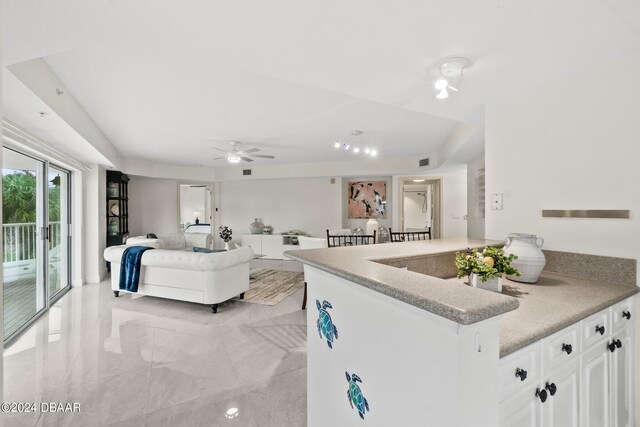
119,246,154,292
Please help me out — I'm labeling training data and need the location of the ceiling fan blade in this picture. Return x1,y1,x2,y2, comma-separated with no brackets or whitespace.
243,148,261,154
241,156,254,162
213,156,227,160
251,154,275,159
211,147,229,152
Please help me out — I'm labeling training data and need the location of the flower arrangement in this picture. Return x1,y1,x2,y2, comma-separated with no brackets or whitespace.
219,225,232,242
455,246,521,282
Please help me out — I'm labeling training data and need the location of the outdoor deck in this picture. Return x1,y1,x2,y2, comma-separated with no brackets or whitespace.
3,272,62,339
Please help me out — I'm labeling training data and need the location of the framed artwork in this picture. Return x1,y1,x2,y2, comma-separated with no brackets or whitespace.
348,181,387,219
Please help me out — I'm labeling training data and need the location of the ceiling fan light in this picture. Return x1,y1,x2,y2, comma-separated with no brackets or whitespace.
434,78,448,90
228,154,241,163
436,88,449,99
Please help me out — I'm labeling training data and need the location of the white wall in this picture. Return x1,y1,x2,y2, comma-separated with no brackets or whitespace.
466,154,485,239
82,164,106,283
218,177,342,248
128,176,180,236
485,54,640,421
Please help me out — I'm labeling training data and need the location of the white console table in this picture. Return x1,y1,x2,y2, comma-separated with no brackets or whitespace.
241,234,303,271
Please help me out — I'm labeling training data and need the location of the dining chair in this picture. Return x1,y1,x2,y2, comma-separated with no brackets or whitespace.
326,229,376,247
297,236,328,310
389,228,431,242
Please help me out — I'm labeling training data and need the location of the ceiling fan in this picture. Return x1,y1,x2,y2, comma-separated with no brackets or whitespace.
212,141,275,163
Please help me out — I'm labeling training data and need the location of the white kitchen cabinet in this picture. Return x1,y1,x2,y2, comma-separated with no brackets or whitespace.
581,340,610,427
542,358,580,427
500,297,634,427
610,325,633,427
500,386,541,427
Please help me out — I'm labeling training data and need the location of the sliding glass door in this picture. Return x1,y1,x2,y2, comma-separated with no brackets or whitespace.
2,147,72,341
48,167,70,301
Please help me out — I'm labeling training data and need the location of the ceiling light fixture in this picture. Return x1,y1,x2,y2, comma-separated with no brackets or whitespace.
353,146,360,153
334,140,341,148
433,57,471,100
343,143,350,150
370,149,378,157
227,154,241,163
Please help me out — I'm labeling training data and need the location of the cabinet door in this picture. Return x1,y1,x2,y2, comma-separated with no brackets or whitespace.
241,235,262,254
500,385,542,427
543,359,580,427
581,341,610,427
610,326,633,427
261,235,283,259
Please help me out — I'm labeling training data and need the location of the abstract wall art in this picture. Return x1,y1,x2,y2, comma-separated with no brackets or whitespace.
347,180,386,219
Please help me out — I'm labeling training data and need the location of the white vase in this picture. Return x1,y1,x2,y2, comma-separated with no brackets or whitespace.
471,273,502,292
504,233,546,283
224,241,231,251
365,218,379,237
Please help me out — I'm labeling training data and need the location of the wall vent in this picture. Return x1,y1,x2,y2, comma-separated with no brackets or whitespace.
419,157,430,167
243,169,252,176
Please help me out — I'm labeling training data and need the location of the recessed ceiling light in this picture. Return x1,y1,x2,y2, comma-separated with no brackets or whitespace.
353,146,360,153
413,179,426,182
351,130,363,136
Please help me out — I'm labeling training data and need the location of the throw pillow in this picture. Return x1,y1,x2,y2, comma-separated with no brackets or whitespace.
146,233,158,239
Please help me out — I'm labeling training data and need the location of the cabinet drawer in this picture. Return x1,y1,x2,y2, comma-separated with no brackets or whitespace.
582,309,610,350
611,298,634,333
543,323,580,372
500,341,542,402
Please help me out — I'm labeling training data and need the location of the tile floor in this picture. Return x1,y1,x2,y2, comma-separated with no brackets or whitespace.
3,279,307,426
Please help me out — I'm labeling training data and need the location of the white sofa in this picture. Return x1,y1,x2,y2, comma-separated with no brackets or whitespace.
103,241,254,313
126,232,212,250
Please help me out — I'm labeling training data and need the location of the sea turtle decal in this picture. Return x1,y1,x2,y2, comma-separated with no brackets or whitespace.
316,299,338,348
346,371,370,420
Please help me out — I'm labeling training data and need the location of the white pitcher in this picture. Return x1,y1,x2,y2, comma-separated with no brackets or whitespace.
504,233,546,283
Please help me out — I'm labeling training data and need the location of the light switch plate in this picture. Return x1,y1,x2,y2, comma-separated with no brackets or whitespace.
491,193,503,210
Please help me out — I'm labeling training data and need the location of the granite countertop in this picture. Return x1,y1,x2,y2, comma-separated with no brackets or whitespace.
285,237,521,325
496,272,638,357
286,237,639,357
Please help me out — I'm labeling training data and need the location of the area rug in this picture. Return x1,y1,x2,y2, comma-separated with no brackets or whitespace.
242,269,305,306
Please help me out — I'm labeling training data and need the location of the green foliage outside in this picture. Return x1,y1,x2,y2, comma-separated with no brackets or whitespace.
2,170,61,224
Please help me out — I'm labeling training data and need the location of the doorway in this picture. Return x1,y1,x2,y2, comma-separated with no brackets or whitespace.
178,183,215,238
3,147,71,342
401,178,441,239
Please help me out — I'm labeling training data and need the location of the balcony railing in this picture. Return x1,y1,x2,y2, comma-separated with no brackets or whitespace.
3,222,61,262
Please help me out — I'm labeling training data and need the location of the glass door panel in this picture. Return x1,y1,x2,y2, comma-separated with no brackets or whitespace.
48,166,70,300
2,147,45,340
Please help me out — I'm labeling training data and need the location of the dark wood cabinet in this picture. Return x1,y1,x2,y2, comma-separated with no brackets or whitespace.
106,171,129,247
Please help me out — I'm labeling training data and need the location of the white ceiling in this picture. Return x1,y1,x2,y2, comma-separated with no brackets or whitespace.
3,0,640,167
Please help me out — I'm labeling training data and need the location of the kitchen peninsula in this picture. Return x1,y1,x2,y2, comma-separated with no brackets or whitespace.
286,238,637,427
